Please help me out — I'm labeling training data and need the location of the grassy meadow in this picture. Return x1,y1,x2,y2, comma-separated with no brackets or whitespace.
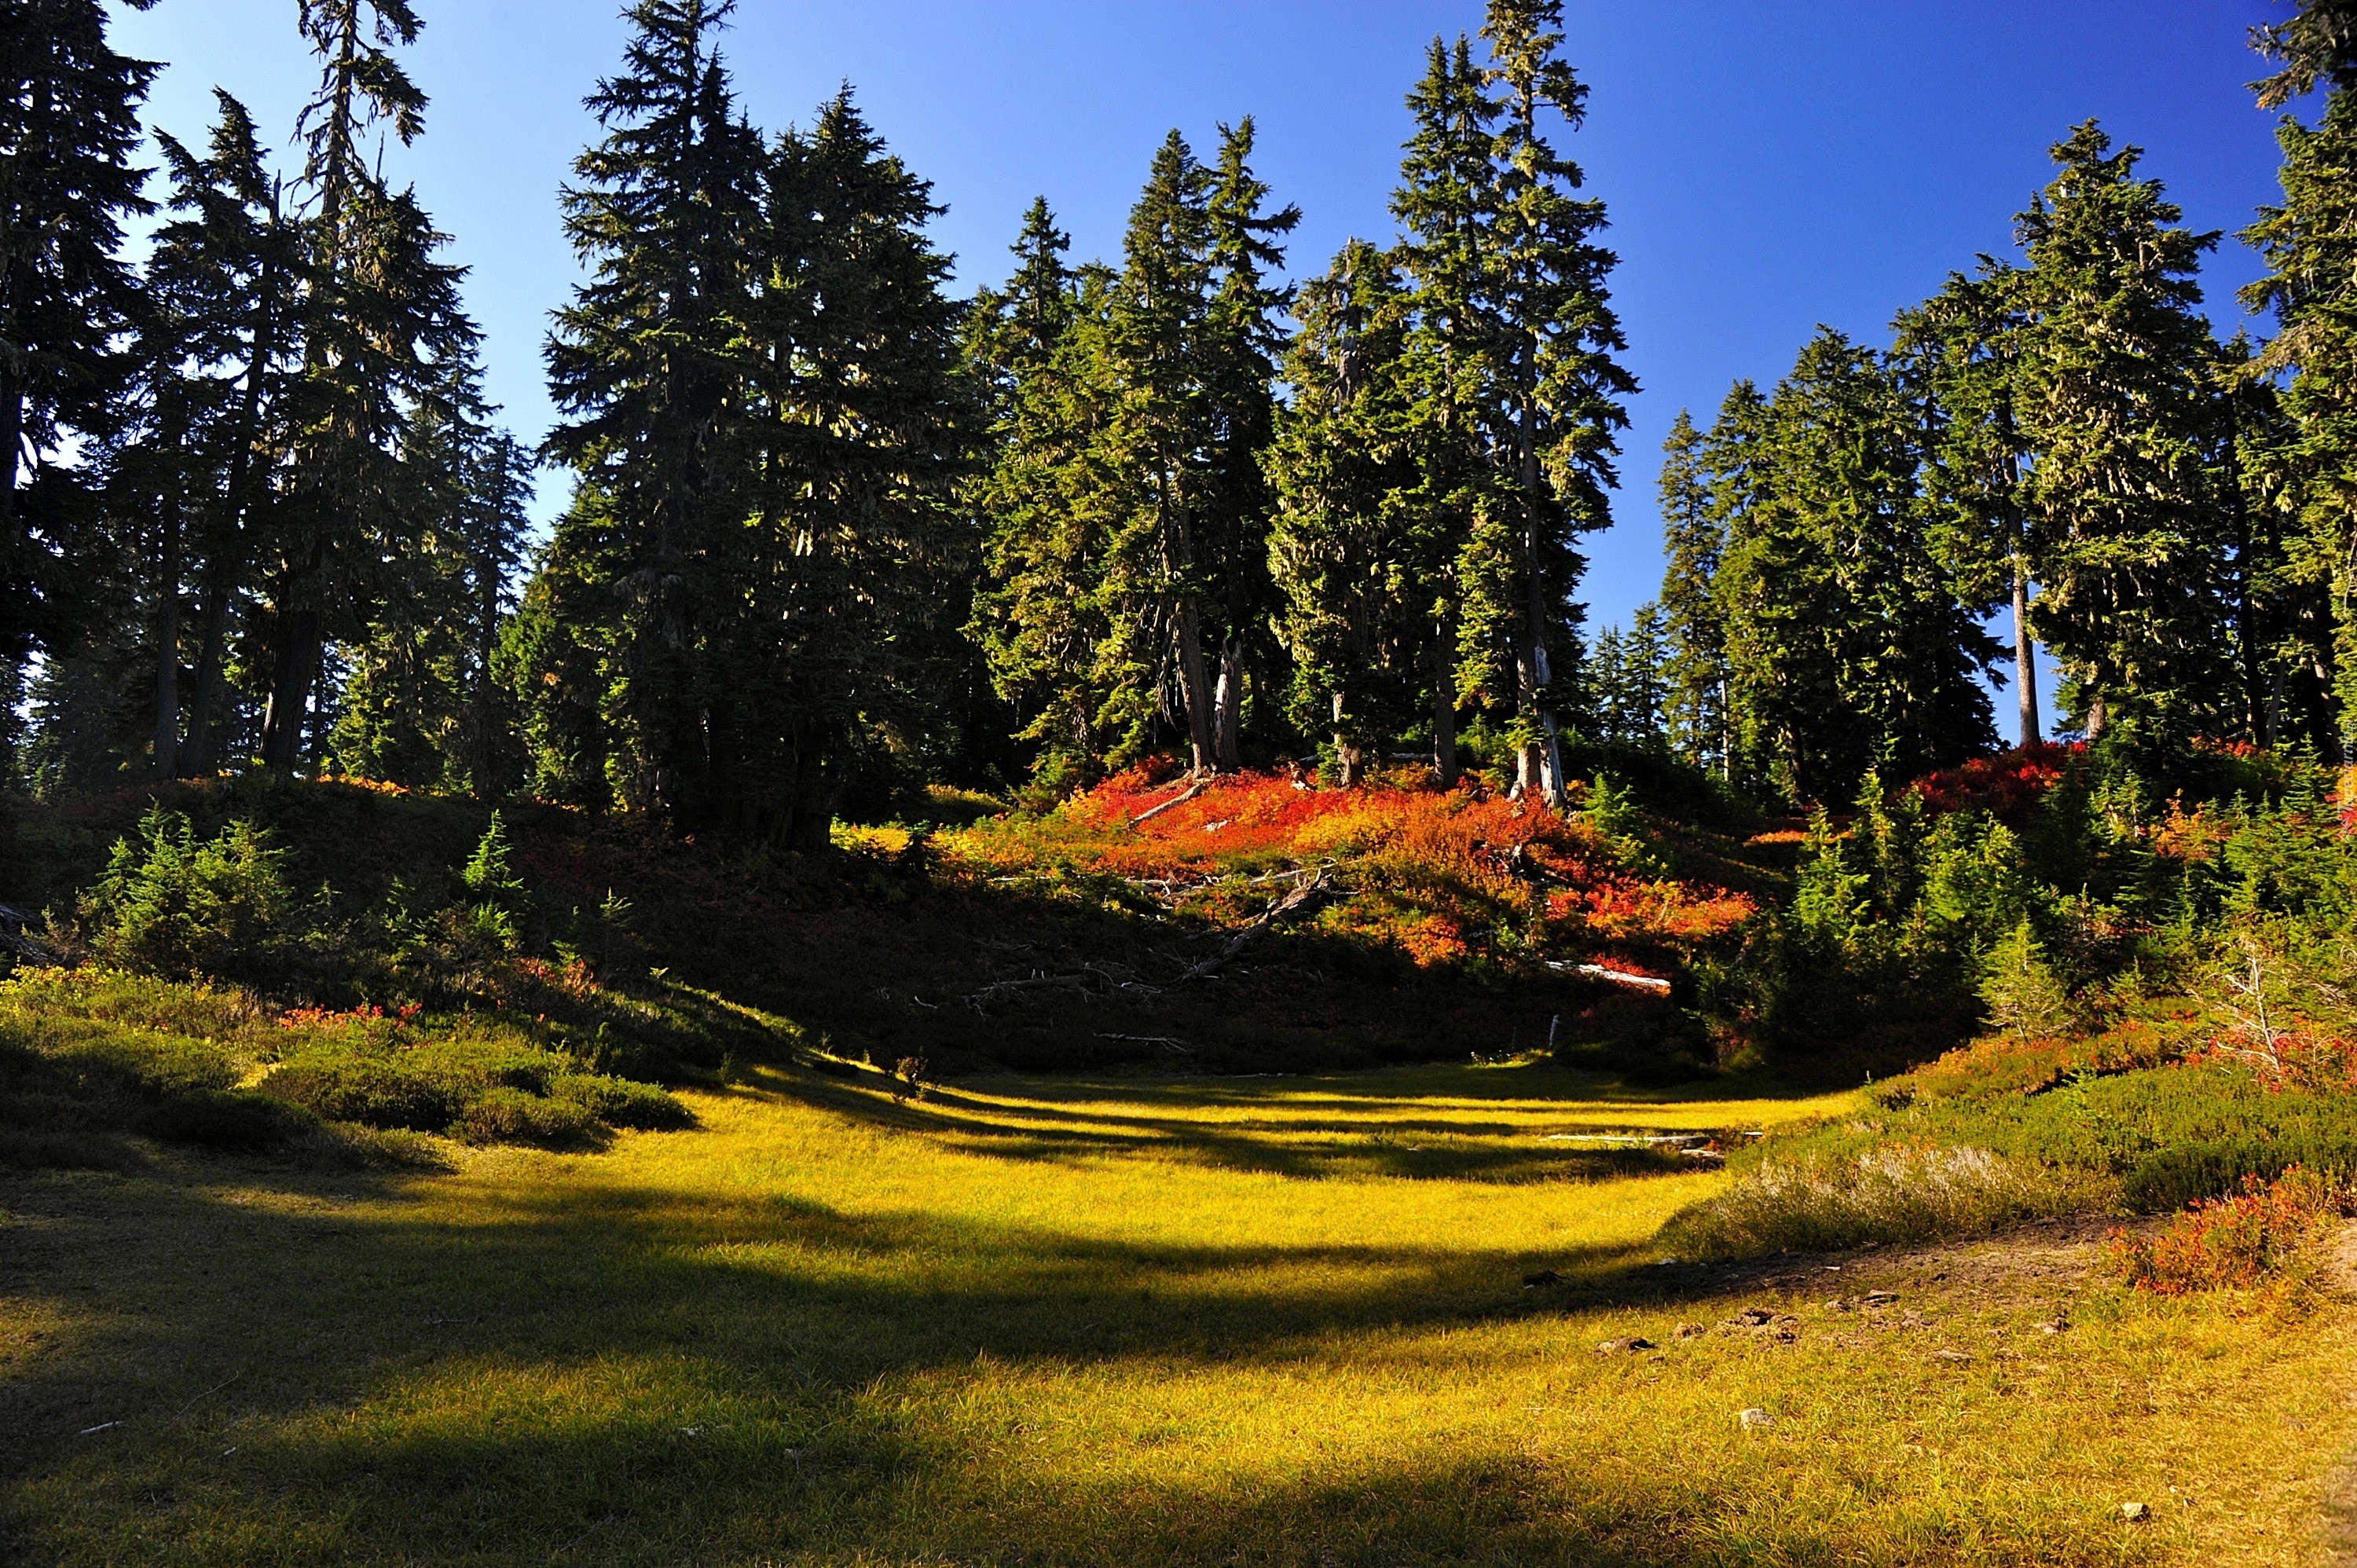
5,1057,2353,1566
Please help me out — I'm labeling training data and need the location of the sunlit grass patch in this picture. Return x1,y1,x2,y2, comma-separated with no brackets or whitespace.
2,1064,2353,1565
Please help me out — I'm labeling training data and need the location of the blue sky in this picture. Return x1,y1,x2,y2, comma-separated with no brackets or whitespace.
108,0,2296,655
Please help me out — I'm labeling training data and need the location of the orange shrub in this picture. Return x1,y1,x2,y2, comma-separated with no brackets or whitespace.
2111,1166,2345,1295
948,767,1758,970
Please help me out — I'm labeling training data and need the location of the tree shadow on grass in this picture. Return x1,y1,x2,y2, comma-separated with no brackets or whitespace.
739,1064,1713,1185
0,1133,1824,1566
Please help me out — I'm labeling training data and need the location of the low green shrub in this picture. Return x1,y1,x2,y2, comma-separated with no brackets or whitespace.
134,1089,319,1152
549,1072,695,1130
80,808,310,984
260,1058,463,1132
452,1086,598,1146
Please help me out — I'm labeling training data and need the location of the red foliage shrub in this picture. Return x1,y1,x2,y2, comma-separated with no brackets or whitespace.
1909,742,2081,822
950,767,1758,970
2110,1166,2346,1295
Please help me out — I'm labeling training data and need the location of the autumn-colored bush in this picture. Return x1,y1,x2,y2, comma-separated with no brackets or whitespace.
948,767,1757,970
1910,742,2080,822
2110,1166,2346,1295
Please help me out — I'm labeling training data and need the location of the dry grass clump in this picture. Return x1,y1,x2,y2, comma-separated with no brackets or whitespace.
1659,1142,2097,1260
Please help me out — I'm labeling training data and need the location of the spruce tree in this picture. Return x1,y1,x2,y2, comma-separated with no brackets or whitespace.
1391,3,1633,806
730,90,977,845
1901,272,2043,749
1197,119,1299,769
1388,35,1497,786
262,0,471,771
130,92,300,780
2253,0,2357,108
1717,332,1999,803
1097,130,1222,771
968,205,1123,786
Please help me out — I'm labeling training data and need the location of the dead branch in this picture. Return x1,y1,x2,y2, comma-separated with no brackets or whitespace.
962,963,1161,1016
1096,1032,1193,1055
1175,869,1333,984
1128,777,1210,827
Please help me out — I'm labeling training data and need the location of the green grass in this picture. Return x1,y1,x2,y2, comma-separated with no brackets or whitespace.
3,1058,2352,1565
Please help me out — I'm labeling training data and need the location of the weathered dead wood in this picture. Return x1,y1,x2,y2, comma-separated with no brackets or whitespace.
1127,777,1210,827
1174,869,1333,984
962,963,1160,1016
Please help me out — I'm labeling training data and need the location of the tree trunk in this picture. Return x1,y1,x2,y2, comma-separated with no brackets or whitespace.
1433,605,1459,787
181,552,237,775
471,553,501,797
152,489,182,782
1332,691,1361,787
1718,675,1732,782
2011,559,2040,750
260,590,325,771
1212,637,1243,771
2085,688,2106,742
1516,403,1565,810
1175,600,1214,774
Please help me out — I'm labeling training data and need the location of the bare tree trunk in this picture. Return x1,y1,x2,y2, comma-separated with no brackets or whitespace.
1332,691,1361,787
181,557,236,775
1718,675,1732,782
2011,560,2040,750
1212,637,1243,771
152,490,182,782
2085,687,2106,742
1433,606,1459,787
260,572,324,772
1175,599,1214,775
1516,404,1565,810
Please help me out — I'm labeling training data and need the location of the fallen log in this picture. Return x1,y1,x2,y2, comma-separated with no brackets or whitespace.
1128,777,1210,827
1174,869,1333,984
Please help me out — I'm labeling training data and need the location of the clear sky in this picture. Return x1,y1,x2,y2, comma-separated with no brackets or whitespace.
106,0,2297,653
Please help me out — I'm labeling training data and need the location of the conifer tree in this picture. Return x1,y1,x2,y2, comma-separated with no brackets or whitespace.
1717,331,1999,803
2245,86,2357,753
145,93,302,779
2253,0,2357,108
1266,240,1427,784
1197,119,1299,769
1096,131,1222,771
1588,603,1666,747
1901,271,2044,749
2010,123,2234,741
1393,2,1633,807
0,0,157,735
968,205,1123,785
1655,409,1729,773
1388,35,1497,786
728,90,977,844
261,0,471,770
540,0,764,821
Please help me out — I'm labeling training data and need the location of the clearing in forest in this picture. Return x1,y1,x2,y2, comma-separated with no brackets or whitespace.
3,1061,2351,1566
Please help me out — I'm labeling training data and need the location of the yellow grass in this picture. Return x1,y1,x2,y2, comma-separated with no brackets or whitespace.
3,1062,2354,1565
